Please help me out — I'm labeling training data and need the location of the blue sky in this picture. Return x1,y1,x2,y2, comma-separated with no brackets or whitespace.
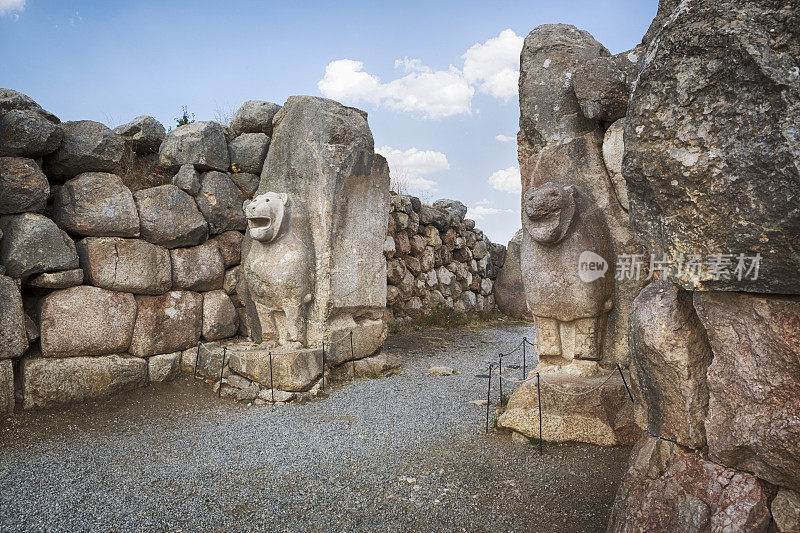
0,0,657,244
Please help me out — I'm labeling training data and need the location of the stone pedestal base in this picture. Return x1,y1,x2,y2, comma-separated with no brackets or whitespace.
498,369,638,446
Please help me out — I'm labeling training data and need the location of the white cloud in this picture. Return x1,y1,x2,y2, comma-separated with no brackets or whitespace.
463,29,524,100
488,166,521,194
467,199,516,220
0,0,25,16
376,145,449,192
495,134,515,143
317,29,522,119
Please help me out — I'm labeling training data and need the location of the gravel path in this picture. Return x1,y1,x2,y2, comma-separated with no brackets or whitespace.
0,323,630,532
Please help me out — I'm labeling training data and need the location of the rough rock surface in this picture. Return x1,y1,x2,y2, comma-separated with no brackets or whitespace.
159,121,229,172
43,120,123,179
0,88,60,123
608,435,775,532
493,230,532,321
227,346,323,392
229,171,259,199
52,172,140,237
772,489,800,533
201,290,238,341
147,352,181,382
623,0,800,294
0,359,12,415
129,291,202,357
228,133,269,174
113,116,166,154
170,241,225,291
0,275,28,359
628,280,713,449
27,268,83,289
602,119,628,211
572,47,642,122
77,237,171,295
0,109,62,157
0,156,49,214
171,164,200,196
0,213,79,280
195,171,246,234
39,286,137,357
230,100,281,136
209,231,242,268
498,372,638,446
133,185,208,248
21,355,147,409
694,291,800,491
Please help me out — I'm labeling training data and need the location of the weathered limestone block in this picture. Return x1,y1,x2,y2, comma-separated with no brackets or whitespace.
133,184,208,248
77,237,171,295
227,344,322,391
326,317,387,366
230,100,281,137
521,183,614,364
147,352,181,382
608,435,775,532
772,489,800,533
52,172,140,237
0,213,79,280
602,119,628,211
170,241,225,291
628,280,713,449
27,268,83,289
0,275,27,359
158,121,229,172
44,120,123,179
498,372,638,446
129,291,202,357
0,156,49,214
0,359,13,415
494,230,532,321
113,116,166,154
243,96,389,354
0,109,61,157
195,171,246,234
228,132,269,175
572,47,642,122
623,0,800,293
209,230,243,268
21,354,147,409
39,286,137,357
330,351,402,379
694,291,800,491
202,290,238,341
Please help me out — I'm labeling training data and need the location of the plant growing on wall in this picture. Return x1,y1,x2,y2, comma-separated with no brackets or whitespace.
175,106,195,127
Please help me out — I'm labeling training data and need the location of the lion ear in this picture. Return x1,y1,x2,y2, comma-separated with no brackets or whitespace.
278,193,288,205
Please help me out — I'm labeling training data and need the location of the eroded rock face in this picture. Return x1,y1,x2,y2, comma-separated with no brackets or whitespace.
608,435,775,533
39,286,137,357
159,121,229,172
147,352,181,382
27,268,83,289
170,241,225,291
623,0,800,294
572,47,642,122
0,275,28,359
227,346,322,392
133,185,208,248
0,88,60,123
602,119,628,211
210,230,242,268
0,213,79,280
772,489,800,533
0,359,13,415
21,354,147,409
77,237,171,295
44,120,123,180
195,171,246,234
52,172,140,237
0,109,62,157
129,291,202,357
202,290,238,341
228,133,269,175
628,280,713,449
0,156,49,214
113,116,166,154
693,291,800,491
172,164,200,196
230,100,281,136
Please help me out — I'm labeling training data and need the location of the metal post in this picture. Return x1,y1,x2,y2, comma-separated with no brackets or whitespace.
321,342,326,392
217,347,227,398
269,351,275,403
522,337,527,379
617,363,634,404
194,343,200,380
350,331,356,379
485,364,493,434
536,371,542,453
498,353,503,401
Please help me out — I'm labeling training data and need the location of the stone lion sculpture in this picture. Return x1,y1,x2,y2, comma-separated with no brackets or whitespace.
521,182,614,366
243,192,315,348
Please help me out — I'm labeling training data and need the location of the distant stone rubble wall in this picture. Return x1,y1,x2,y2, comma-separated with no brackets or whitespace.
384,195,506,321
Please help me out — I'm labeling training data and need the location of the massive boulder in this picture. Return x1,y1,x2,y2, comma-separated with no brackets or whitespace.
0,109,62,157
693,291,800,491
0,275,28,359
230,100,281,136
52,172,140,237
0,88,60,123
129,291,202,357
21,354,147,409
493,230,532,321
158,121,229,172
113,116,166,154
0,156,50,214
39,286,137,357
623,0,800,294
228,132,269,174
194,171,246,234
43,120,124,180
572,47,642,122
170,241,225,291
0,213,79,280
201,290,238,341
133,184,208,248
77,237,172,295
628,280,713,449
